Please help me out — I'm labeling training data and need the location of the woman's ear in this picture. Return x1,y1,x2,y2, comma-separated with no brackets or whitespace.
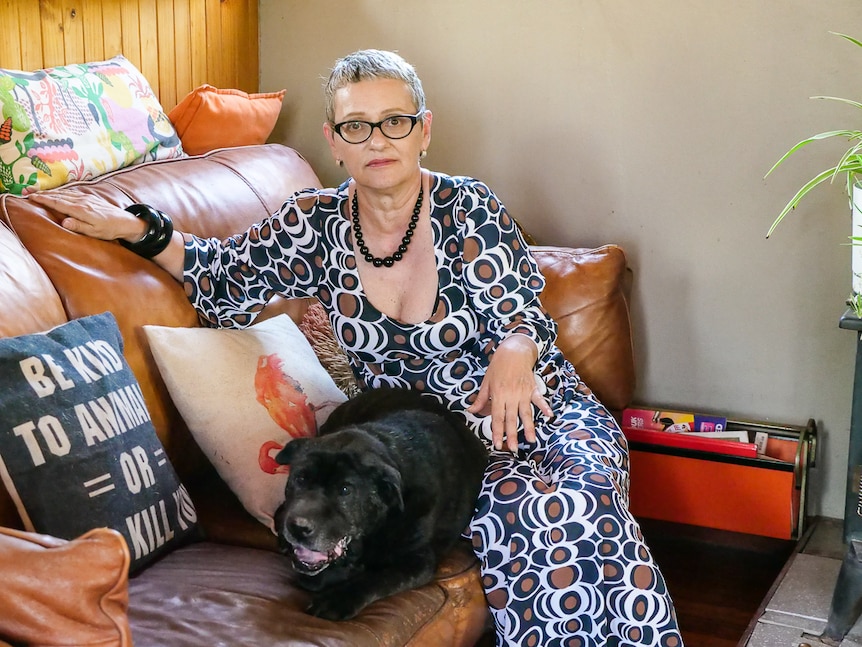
323,122,341,163
421,110,432,153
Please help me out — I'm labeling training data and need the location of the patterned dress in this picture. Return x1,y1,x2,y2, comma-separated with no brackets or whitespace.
184,172,683,647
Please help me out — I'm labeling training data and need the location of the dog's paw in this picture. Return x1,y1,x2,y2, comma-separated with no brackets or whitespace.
307,591,367,621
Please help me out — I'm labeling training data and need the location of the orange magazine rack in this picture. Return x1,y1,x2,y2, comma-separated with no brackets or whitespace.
625,417,817,539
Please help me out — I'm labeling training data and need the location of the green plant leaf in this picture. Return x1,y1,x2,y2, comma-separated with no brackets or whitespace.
832,149,862,187
830,32,862,49
764,130,860,179
766,32,862,238
812,95,862,111
767,166,839,237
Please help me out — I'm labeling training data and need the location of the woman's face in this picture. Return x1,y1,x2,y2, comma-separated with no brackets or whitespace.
324,78,431,192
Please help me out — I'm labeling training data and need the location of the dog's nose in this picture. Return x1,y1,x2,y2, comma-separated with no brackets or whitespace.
288,517,314,540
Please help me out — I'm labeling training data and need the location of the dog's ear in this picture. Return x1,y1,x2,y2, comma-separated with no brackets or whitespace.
275,438,309,466
375,462,404,513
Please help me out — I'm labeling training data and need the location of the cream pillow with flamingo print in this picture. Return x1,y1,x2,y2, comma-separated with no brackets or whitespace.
143,315,347,532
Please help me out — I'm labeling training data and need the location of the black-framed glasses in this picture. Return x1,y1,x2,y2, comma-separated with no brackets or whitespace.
332,111,424,144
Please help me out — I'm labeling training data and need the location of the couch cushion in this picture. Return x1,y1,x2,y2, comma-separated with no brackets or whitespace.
0,312,199,573
0,526,132,647
532,245,635,410
143,314,347,531
128,540,481,647
0,216,66,339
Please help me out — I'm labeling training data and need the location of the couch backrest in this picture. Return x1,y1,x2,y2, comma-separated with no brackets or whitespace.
532,245,635,411
0,144,634,529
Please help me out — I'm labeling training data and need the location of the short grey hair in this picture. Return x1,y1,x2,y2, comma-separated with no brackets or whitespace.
324,49,426,123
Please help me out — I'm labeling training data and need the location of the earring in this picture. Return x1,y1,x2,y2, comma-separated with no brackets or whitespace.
337,159,344,167
420,150,427,159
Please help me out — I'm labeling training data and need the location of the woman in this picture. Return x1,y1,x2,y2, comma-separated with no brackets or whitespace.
35,50,683,646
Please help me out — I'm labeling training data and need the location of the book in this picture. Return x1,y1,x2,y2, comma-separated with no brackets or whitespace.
623,407,728,433
670,430,750,443
753,431,799,463
622,427,759,458
623,408,694,431
694,414,728,433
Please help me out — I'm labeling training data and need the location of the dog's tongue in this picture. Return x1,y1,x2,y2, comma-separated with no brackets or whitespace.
294,546,329,565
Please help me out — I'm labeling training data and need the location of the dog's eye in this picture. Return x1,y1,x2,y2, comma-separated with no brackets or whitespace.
292,474,307,487
339,485,351,496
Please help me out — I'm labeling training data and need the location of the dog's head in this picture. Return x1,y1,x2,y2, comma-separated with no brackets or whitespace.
274,430,403,576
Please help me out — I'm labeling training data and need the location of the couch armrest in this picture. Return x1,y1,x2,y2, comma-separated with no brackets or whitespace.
0,526,132,647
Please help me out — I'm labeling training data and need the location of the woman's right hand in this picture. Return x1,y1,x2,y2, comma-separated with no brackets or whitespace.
27,192,186,281
28,192,148,243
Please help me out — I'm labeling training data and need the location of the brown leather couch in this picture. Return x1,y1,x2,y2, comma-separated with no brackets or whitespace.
0,144,635,647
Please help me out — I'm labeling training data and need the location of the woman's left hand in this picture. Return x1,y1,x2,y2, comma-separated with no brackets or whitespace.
467,334,552,452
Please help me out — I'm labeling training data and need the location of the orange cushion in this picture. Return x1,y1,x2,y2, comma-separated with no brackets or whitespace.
168,84,285,155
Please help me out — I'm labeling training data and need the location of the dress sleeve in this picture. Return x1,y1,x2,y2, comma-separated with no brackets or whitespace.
457,179,557,360
182,188,333,328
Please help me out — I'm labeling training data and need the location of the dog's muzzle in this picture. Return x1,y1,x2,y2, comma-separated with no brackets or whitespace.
288,536,351,575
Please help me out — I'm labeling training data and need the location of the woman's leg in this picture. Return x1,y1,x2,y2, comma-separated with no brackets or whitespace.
469,380,683,646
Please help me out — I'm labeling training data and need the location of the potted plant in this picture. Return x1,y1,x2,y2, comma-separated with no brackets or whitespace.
765,32,862,315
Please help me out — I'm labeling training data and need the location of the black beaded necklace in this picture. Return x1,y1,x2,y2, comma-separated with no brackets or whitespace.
351,186,423,267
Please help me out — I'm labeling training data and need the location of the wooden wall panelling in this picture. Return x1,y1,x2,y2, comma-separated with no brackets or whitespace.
204,0,222,88
171,0,192,107
0,1,22,68
220,0,237,87
101,3,124,61
119,0,142,70
156,0,177,110
62,3,86,65
189,0,208,91
138,1,160,98
0,0,259,110
18,3,43,72
238,0,259,89
249,0,259,84
39,2,65,67
226,0,259,89
81,0,105,63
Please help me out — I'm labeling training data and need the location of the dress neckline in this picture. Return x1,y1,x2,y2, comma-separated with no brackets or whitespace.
343,172,443,327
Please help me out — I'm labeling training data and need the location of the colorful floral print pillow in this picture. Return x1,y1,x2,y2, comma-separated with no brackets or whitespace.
0,55,184,195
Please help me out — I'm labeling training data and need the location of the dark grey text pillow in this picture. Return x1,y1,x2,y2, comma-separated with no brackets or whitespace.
0,312,198,573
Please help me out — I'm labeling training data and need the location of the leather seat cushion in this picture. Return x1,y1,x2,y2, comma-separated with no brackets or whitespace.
128,541,454,647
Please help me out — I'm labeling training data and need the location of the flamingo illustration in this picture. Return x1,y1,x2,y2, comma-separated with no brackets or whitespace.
254,354,317,439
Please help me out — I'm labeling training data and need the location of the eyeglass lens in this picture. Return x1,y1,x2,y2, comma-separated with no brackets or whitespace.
337,114,421,143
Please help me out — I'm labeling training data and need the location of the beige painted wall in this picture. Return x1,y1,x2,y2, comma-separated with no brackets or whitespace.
260,0,862,521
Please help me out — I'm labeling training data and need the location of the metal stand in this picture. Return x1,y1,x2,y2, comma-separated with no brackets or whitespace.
821,310,862,644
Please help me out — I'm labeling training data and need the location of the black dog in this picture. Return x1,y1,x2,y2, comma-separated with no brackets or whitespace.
273,386,488,620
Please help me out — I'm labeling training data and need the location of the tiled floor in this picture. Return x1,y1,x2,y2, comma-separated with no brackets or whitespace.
746,518,862,646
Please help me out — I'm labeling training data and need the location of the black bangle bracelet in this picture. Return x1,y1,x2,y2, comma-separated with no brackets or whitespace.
119,204,174,258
